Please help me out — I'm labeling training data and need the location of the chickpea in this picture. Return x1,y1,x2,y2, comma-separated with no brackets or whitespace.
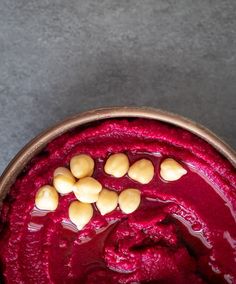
53,167,75,194
70,154,94,178
69,201,93,230
128,159,154,184
96,188,118,215
73,177,102,203
160,158,187,181
104,153,129,178
118,188,141,214
35,185,59,211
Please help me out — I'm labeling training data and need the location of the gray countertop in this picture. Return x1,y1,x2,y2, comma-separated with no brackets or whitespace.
0,0,235,174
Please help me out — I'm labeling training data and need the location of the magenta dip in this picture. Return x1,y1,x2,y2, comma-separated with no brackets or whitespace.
0,118,236,283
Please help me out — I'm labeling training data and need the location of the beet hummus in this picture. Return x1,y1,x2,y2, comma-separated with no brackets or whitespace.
0,118,236,284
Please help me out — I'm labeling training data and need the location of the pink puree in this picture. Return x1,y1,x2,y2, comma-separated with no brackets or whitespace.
0,118,236,284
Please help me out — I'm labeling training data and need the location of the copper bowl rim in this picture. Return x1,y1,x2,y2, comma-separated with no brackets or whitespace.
0,106,235,203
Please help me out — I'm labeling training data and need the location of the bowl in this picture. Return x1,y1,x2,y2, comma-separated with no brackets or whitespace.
0,107,236,283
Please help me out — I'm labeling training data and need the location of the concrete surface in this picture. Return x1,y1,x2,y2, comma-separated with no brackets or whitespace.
0,0,235,174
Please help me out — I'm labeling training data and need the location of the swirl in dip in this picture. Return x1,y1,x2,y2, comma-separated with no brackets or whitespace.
0,118,236,284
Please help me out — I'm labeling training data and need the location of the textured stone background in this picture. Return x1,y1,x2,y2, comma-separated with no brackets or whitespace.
0,0,236,174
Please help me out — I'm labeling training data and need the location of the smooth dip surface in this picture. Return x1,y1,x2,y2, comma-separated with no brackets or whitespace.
0,118,236,283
